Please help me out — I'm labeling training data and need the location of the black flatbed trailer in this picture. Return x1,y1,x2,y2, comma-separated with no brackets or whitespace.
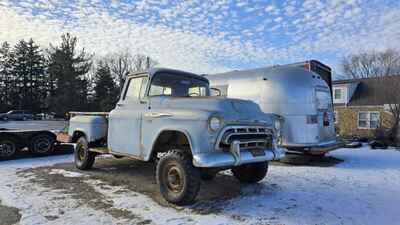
0,129,57,159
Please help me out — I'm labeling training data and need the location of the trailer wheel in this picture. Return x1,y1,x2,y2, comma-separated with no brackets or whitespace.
30,133,55,155
156,149,200,205
231,162,268,183
74,137,96,170
0,136,18,159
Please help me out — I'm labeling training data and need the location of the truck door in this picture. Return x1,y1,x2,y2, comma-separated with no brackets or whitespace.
108,75,148,157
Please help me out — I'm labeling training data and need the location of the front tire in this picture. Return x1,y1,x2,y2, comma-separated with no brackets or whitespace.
156,150,200,205
74,137,96,170
231,162,268,183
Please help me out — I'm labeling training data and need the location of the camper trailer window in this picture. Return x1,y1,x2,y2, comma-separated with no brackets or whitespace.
316,90,332,110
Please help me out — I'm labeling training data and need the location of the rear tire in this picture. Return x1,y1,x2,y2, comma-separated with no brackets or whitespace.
29,133,55,156
156,149,200,205
74,137,96,170
231,162,268,183
0,136,18,159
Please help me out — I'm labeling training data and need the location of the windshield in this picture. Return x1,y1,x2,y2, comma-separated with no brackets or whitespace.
149,73,210,97
316,89,332,110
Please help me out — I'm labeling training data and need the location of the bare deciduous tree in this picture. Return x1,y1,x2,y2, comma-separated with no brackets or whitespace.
342,49,400,79
105,52,157,88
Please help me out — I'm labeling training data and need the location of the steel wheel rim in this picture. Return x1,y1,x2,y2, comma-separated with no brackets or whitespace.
166,166,184,193
0,141,16,157
77,144,86,161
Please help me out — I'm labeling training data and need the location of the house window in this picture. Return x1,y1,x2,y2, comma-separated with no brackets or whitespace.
334,88,342,100
358,112,380,129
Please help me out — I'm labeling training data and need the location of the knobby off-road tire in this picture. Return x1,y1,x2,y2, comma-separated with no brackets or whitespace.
0,136,18,159
74,137,96,170
29,133,55,156
231,162,268,183
156,149,200,205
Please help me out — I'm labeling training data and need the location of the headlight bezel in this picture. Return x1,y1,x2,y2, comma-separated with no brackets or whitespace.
208,114,223,132
274,119,282,132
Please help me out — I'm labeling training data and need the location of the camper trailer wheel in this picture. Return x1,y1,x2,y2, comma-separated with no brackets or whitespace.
231,162,268,183
74,137,96,170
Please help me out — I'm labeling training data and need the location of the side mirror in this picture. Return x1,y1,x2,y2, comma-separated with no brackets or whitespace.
210,88,221,97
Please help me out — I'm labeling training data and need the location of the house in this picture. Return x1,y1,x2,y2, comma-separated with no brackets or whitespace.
333,76,400,138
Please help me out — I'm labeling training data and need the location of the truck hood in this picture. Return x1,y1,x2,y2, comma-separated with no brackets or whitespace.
151,96,274,125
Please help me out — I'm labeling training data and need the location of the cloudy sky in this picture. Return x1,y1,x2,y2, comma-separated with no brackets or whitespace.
0,0,399,77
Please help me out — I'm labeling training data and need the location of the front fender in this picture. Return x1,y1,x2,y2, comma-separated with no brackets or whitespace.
141,119,213,161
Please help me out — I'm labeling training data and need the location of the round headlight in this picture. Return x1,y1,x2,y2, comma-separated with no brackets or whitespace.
209,116,222,131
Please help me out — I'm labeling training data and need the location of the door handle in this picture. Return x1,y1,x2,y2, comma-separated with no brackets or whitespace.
144,112,173,118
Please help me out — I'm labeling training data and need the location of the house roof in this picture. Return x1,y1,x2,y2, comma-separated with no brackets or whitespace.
333,76,400,106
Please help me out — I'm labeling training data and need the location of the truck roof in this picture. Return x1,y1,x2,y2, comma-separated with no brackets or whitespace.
127,67,209,83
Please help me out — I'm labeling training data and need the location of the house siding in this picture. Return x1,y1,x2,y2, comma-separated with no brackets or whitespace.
334,106,395,137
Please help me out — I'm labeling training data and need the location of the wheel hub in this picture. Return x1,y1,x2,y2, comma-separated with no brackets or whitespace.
166,166,183,193
77,145,86,160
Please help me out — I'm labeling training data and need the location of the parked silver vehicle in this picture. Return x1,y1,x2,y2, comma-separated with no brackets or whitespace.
207,66,342,155
65,68,285,205
0,110,34,121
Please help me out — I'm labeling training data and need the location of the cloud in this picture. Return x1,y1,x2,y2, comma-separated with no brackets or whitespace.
0,0,399,76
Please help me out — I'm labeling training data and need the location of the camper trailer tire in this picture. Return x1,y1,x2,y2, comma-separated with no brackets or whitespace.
231,162,268,183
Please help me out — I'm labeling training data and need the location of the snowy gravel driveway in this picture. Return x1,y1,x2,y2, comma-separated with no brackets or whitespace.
0,146,399,225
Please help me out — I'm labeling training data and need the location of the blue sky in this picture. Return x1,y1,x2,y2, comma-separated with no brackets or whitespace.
1,0,400,78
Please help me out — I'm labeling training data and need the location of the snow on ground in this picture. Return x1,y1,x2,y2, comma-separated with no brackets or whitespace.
0,145,400,225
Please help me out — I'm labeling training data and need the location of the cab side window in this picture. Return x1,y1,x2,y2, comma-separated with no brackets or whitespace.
123,76,148,101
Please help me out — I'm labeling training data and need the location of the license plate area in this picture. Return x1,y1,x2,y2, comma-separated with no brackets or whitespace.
249,149,265,157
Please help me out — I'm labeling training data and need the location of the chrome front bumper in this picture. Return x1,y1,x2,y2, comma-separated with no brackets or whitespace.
193,141,286,168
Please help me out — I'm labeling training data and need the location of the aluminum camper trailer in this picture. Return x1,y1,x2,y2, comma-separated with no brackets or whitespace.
206,66,342,155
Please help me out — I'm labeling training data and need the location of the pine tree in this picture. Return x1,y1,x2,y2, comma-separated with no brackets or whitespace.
0,41,14,112
93,61,118,111
11,39,46,112
47,33,92,116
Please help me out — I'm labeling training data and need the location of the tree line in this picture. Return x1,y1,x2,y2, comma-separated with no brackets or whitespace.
0,33,156,116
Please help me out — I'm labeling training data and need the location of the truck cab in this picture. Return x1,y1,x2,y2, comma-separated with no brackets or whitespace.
68,68,284,205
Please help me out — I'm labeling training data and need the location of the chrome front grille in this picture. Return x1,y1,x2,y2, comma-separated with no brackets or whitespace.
216,126,273,150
